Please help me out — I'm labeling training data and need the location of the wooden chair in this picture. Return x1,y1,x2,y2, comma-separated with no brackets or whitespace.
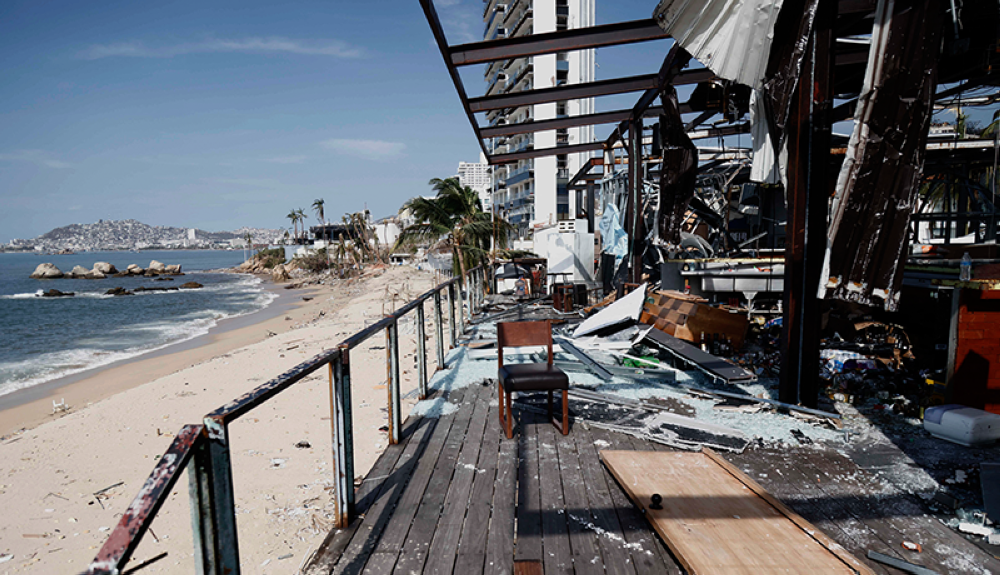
497,320,570,439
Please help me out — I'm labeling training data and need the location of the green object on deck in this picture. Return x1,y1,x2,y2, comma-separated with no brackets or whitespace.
623,355,660,368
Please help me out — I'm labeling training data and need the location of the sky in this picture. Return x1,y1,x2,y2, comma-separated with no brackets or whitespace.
0,0,669,242
1,1,996,243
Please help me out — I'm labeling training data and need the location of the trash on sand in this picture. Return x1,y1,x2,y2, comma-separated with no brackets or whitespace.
901,541,922,552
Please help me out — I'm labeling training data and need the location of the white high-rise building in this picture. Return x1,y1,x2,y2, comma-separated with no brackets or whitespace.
484,0,596,237
456,152,493,209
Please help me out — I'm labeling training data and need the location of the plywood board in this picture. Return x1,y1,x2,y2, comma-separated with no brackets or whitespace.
600,449,874,575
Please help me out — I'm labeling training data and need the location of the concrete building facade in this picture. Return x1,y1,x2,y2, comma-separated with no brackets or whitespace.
456,152,493,209
484,0,596,237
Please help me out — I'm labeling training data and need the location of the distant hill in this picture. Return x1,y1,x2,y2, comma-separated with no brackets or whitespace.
5,219,285,252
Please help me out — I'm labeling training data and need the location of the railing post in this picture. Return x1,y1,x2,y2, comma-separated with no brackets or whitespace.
447,283,457,348
329,348,354,528
457,277,466,335
189,417,240,575
416,301,429,399
434,290,446,368
385,318,402,445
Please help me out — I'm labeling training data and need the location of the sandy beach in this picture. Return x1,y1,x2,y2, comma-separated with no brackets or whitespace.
0,265,448,574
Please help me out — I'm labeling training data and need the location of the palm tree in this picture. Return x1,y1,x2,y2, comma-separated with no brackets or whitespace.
243,231,254,261
287,210,299,244
295,208,307,242
398,177,511,278
313,199,326,227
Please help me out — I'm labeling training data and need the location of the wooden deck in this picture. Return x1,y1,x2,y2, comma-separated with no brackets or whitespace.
306,381,1000,575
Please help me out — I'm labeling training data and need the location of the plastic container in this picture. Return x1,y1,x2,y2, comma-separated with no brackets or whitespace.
960,252,972,281
924,404,1000,446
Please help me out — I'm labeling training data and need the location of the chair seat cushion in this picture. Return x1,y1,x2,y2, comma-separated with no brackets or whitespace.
499,363,569,392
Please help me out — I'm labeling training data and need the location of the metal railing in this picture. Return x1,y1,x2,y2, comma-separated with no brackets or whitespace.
83,265,490,575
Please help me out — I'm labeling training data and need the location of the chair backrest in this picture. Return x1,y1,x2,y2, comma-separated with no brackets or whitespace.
497,320,553,368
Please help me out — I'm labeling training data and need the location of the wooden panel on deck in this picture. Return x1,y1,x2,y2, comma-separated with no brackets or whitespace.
600,449,872,575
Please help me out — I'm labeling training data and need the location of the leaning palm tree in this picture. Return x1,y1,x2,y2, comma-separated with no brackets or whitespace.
243,231,254,262
398,177,511,278
313,198,326,227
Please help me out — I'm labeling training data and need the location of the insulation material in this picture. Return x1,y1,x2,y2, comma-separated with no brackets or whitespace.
821,0,944,311
573,283,648,338
598,202,629,267
656,87,698,245
748,88,785,184
651,0,784,88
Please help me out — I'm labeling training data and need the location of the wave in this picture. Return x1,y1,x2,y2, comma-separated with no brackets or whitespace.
0,280,278,397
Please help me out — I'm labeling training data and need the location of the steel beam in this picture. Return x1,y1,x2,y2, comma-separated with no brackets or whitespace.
193,417,241,575
434,290,446,367
448,283,457,348
469,68,712,113
450,19,669,66
419,0,490,160
489,141,605,164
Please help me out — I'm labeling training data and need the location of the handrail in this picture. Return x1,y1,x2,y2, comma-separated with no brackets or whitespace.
82,265,489,575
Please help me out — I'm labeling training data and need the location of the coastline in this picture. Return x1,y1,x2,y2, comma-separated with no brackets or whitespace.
0,275,319,438
0,265,442,574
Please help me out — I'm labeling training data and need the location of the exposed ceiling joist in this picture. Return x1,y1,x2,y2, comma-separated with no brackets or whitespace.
449,19,670,66
489,141,605,164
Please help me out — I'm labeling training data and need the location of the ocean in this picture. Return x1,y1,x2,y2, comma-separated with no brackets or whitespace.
0,250,276,398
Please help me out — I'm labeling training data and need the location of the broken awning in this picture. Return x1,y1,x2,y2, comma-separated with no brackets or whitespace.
652,0,784,88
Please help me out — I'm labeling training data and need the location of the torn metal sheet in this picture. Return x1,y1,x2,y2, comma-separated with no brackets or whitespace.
656,87,699,245
652,0,784,88
749,88,785,184
821,0,944,311
516,391,749,452
554,337,615,380
573,283,647,338
642,326,756,383
759,0,819,146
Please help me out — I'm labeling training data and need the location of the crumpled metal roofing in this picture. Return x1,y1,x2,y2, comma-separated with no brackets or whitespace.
652,0,785,88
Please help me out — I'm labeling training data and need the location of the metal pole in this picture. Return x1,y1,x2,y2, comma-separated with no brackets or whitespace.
329,349,354,527
191,417,240,575
434,290,446,367
416,301,428,399
457,276,467,335
447,283,457,348
778,0,833,408
386,318,402,444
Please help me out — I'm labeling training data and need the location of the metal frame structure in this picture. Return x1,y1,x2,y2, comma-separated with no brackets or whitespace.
83,266,490,575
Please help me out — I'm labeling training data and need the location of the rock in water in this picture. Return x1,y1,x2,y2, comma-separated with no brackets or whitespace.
179,281,204,289
164,264,182,274
40,289,73,297
126,264,145,275
105,287,134,296
68,265,91,278
30,263,64,279
93,262,118,274
148,260,166,272
86,269,107,279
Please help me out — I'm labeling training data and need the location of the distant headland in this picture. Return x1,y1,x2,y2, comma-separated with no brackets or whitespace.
2,219,283,253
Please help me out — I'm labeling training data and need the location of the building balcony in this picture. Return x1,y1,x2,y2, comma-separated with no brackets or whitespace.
506,168,533,187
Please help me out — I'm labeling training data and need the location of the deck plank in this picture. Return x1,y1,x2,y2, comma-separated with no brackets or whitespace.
423,383,492,574
554,423,606,575
514,406,543,562
485,416,518,575
396,389,478,574
569,426,638,575
456,393,503,572
334,417,437,575
536,416,574,575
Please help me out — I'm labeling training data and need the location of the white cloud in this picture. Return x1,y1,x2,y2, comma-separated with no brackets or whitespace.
320,138,406,160
0,150,72,169
79,37,363,60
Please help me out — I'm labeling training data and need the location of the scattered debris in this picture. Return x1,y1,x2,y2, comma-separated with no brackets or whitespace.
51,398,69,414
901,541,923,552
573,283,647,338
686,386,840,424
0,554,11,564
295,440,312,449
867,551,940,575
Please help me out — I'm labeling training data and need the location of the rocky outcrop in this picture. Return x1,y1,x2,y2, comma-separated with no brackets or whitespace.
179,282,203,289
39,289,73,297
66,265,91,278
126,264,145,275
148,260,166,272
271,263,291,283
106,287,134,296
164,264,182,274
30,263,64,279
93,262,117,274
87,270,107,279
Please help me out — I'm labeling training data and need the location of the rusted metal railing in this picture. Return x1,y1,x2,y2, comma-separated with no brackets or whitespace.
83,265,488,575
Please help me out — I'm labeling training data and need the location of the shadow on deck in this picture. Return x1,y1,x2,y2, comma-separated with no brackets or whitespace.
305,381,1000,575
